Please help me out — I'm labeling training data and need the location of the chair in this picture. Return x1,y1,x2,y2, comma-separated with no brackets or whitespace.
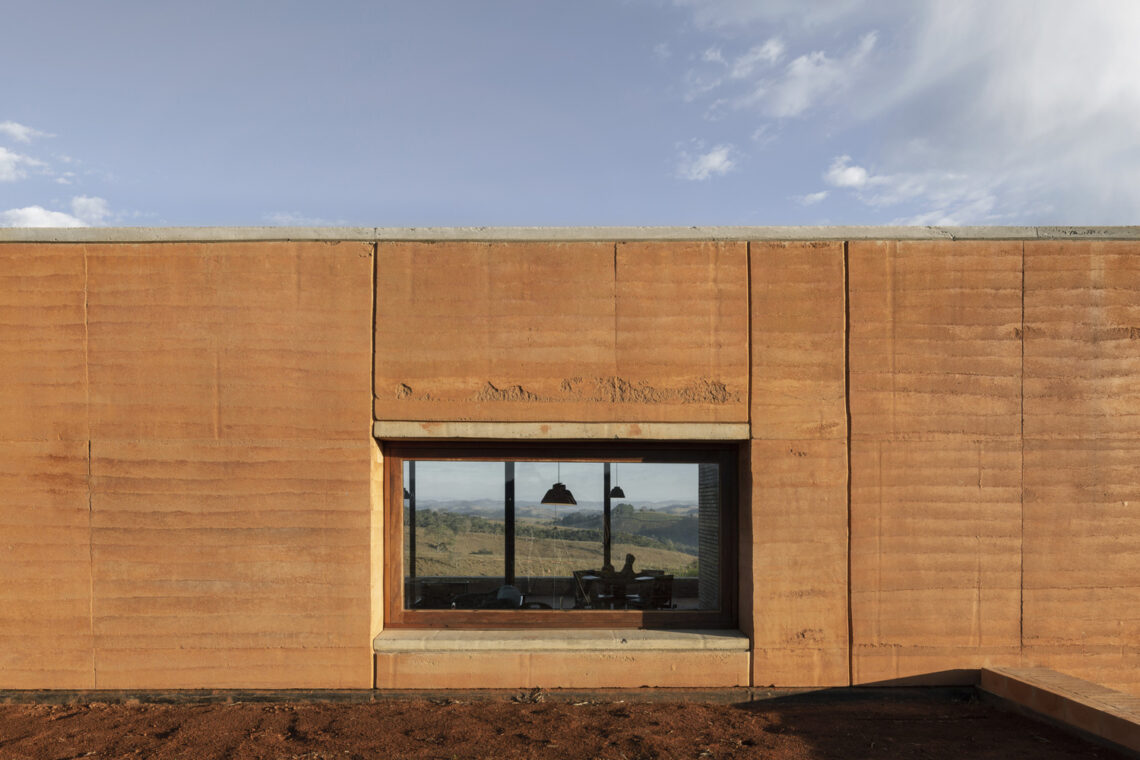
597,578,630,609
572,570,600,609
494,584,523,607
649,574,674,609
413,581,468,609
465,584,523,609
630,574,673,610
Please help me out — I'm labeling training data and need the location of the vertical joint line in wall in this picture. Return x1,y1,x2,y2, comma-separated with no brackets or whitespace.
1019,241,1025,651
83,244,90,438
371,241,378,423
612,243,619,365
843,240,854,687
87,439,95,686
745,242,753,433
83,244,96,687
744,241,754,689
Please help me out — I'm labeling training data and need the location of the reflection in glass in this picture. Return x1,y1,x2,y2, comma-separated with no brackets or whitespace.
402,459,719,612
403,458,720,610
404,460,506,608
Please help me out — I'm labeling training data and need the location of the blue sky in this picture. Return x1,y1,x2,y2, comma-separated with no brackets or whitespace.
3,1,1139,228
407,461,699,508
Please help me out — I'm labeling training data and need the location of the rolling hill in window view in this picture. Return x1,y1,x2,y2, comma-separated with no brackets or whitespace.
407,501,703,578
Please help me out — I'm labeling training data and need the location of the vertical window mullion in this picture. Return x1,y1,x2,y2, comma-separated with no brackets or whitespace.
504,461,515,587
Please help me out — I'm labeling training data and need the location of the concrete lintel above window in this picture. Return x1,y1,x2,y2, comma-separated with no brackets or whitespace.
372,421,749,441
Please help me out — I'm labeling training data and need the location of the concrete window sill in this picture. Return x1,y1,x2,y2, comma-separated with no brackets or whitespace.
374,628,750,654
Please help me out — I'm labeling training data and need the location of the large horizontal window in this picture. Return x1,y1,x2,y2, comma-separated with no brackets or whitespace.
382,442,738,628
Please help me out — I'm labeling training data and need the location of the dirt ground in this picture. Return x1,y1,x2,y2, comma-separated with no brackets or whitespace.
0,690,1128,760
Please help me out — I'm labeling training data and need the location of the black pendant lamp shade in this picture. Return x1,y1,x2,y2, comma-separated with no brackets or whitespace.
609,462,625,499
541,482,576,505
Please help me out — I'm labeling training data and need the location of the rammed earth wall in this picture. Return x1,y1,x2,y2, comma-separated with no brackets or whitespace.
1,227,1137,694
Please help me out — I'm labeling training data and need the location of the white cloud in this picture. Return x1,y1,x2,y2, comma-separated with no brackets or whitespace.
0,121,51,144
688,38,786,101
701,46,725,65
0,146,45,182
671,1,1140,223
673,0,869,31
682,69,724,102
825,2,1140,222
0,123,123,226
762,32,876,118
71,195,110,225
702,97,731,121
682,32,876,120
750,124,776,146
795,190,829,206
0,195,113,228
0,206,87,227
824,155,871,189
869,2,1140,222
821,153,1005,224
729,39,785,79
676,143,737,181
883,178,1001,226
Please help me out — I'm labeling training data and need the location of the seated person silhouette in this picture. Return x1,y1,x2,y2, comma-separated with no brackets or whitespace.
594,553,637,608
601,552,637,579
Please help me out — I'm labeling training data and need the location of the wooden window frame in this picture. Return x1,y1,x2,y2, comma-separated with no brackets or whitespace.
382,440,740,629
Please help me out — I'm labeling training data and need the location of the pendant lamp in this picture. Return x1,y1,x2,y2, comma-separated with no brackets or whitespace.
541,482,576,505
609,462,625,498
541,463,576,505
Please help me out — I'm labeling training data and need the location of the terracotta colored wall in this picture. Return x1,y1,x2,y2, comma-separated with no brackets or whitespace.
1,241,375,689
1022,241,1140,695
749,241,849,687
374,650,749,689
0,441,92,688
847,241,1024,684
3,234,1139,694
374,241,749,423
0,244,92,688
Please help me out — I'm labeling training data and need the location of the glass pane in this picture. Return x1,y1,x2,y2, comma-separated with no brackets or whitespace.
402,457,720,612
607,463,713,611
514,461,603,609
403,460,505,609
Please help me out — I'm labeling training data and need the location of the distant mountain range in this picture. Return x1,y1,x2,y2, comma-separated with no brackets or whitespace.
410,499,698,520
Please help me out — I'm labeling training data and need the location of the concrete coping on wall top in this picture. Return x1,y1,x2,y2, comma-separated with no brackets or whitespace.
4,225,1140,243
373,628,750,653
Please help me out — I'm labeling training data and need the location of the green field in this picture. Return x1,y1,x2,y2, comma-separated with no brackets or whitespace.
408,507,700,578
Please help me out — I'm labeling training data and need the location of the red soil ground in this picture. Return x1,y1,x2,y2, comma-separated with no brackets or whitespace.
0,690,1128,760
